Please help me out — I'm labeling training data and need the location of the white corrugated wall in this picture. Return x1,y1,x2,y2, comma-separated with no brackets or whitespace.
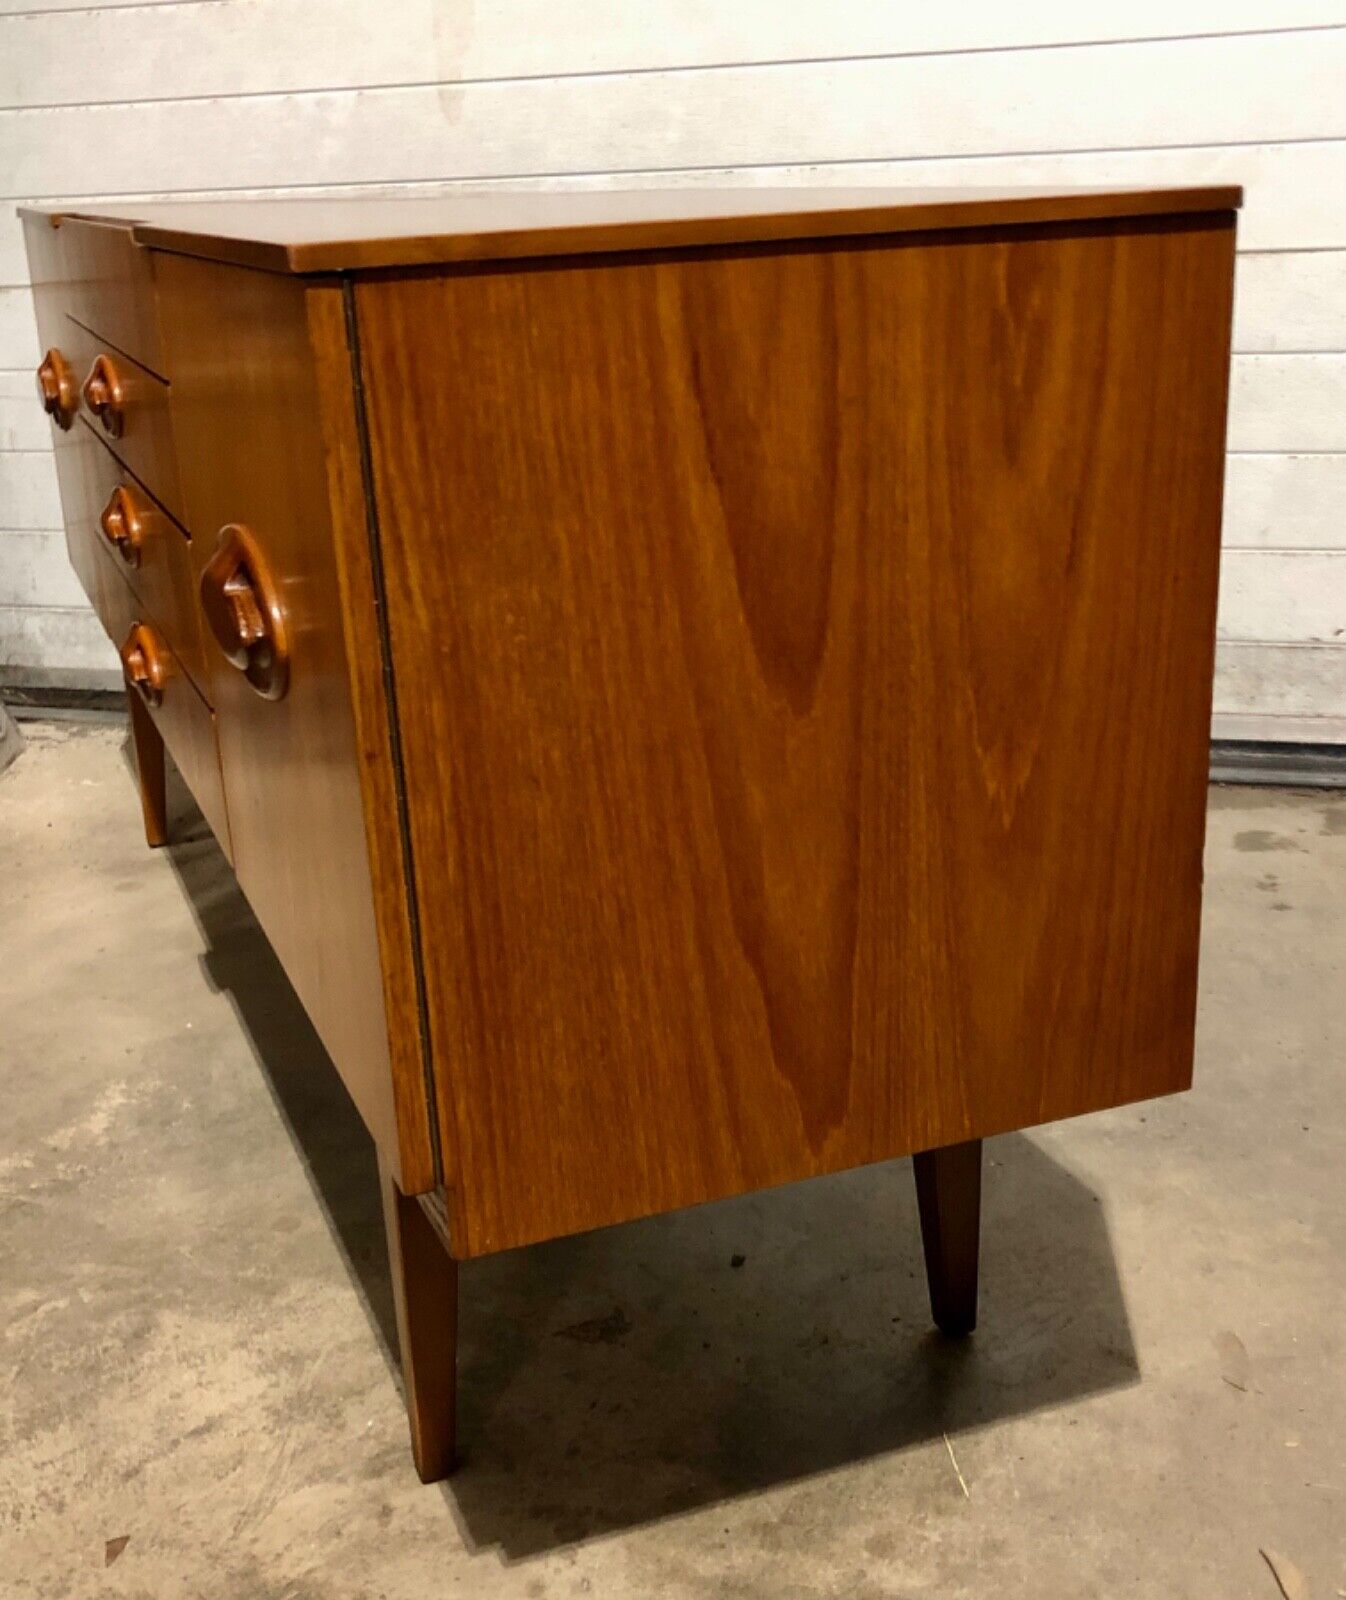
1,1,1343,738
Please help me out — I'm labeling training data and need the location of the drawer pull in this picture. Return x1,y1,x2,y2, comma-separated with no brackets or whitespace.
200,523,290,701
99,483,154,567
82,352,126,437
37,348,77,430
120,622,168,707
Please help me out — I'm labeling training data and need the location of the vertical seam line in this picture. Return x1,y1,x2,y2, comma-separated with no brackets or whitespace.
340,275,445,1189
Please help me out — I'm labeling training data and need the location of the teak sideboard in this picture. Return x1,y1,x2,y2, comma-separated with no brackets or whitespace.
23,186,1240,1481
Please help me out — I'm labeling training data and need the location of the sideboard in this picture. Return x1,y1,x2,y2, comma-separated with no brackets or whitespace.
23,186,1240,1480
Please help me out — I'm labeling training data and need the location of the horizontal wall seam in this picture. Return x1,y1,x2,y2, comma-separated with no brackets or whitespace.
2,20,1345,114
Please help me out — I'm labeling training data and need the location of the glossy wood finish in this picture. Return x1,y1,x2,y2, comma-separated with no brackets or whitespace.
152,251,436,1193
25,231,116,614
81,350,126,438
358,214,1236,1257
24,191,1241,1479
62,317,185,524
306,284,445,1198
99,483,147,565
37,347,77,429
52,420,120,627
98,546,233,856
913,1140,982,1337
198,522,291,702
378,1148,458,1483
24,186,1241,274
82,429,209,696
119,618,167,705
125,672,168,849
22,212,167,378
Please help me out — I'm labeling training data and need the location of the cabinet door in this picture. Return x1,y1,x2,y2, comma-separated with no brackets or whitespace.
153,254,435,1193
356,216,1236,1257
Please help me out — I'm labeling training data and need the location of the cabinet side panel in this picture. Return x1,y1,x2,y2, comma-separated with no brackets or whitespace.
357,217,1235,1255
154,253,435,1189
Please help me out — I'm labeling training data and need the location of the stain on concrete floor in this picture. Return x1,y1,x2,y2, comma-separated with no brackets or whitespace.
2,721,1344,1599
1233,829,1308,854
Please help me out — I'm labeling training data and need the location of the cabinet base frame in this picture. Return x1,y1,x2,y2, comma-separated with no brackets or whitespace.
376,1139,982,1483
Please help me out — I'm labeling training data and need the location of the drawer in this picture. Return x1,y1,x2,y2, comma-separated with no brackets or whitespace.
98,547,233,861
25,228,104,610
41,402,110,619
79,420,210,700
62,316,185,525
23,212,166,378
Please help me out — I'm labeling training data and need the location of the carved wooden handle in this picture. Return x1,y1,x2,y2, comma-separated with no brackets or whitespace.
199,523,289,700
120,622,168,707
82,352,126,437
99,483,153,567
37,348,77,429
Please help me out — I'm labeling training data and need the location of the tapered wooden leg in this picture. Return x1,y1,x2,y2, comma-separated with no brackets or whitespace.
913,1138,982,1336
378,1150,459,1481
125,682,167,848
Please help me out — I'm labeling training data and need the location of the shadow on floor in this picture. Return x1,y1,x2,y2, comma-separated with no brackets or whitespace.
148,751,1139,1560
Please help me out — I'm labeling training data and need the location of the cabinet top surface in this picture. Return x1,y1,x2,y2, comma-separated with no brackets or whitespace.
22,185,1241,274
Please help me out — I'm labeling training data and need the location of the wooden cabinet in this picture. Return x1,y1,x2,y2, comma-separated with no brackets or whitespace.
22,186,1240,1482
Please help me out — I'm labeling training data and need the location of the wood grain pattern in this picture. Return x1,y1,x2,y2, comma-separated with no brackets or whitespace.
22,215,114,617
151,251,435,1193
306,283,442,1195
80,425,209,697
124,670,168,849
45,419,111,630
36,347,76,429
378,1147,458,1483
197,522,292,702
98,545,232,855
913,1140,982,1336
118,618,168,705
19,211,165,379
22,187,1240,276
358,214,1236,1256
61,316,185,524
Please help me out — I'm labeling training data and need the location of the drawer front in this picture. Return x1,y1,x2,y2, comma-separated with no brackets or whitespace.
24,212,166,379
79,421,210,699
49,405,112,622
63,316,186,524
99,548,232,859
24,223,107,616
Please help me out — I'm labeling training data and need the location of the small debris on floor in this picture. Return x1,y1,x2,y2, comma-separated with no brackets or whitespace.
1214,1330,1252,1392
104,1537,129,1567
943,1433,970,1499
730,1253,746,1269
554,1307,631,1344
1260,1547,1307,1600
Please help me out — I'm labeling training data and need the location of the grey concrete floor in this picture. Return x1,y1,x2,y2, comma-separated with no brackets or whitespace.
1,719,1343,1600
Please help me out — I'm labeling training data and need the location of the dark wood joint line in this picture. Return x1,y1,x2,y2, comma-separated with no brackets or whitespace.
415,1188,455,1257
340,276,446,1191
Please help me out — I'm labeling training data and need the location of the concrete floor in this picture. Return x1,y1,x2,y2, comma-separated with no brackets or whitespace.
1,719,1343,1600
